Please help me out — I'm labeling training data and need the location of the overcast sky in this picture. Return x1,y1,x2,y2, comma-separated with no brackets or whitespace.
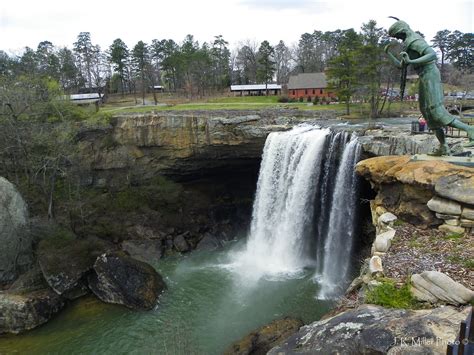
1,0,472,54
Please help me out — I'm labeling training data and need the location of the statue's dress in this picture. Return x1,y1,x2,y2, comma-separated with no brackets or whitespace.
404,35,455,129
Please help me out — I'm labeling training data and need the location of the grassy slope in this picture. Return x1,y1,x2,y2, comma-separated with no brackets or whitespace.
98,93,415,116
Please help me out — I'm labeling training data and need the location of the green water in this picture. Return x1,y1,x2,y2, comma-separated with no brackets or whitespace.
0,241,334,354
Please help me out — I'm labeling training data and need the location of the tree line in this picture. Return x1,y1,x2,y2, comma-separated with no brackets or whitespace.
1,22,471,99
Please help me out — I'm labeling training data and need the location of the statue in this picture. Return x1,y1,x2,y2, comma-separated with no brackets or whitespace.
384,18,474,156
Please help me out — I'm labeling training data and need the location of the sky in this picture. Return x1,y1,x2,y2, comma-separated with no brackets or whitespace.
1,0,472,54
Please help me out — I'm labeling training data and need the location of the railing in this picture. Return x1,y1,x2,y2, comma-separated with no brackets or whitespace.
411,117,473,138
447,307,473,355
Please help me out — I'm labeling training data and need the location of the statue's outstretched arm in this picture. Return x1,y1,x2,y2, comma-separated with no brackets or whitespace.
384,44,402,68
400,47,437,65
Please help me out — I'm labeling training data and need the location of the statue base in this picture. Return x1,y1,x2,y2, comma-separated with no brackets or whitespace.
411,152,474,168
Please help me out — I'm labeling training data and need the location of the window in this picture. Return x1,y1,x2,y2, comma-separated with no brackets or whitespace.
312,89,315,95
320,89,323,94
292,90,295,95
305,89,308,95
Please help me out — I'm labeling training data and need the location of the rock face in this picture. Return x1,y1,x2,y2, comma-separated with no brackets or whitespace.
121,239,163,264
77,110,335,185
268,304,469,355
411,271,474,305
224,317,303,355
0,267,65,335
435,174,474,205
0,177,32,284
356,156,474,231
38,236,113,298
0,289,65,334
358,129,442,156
88,253,166,310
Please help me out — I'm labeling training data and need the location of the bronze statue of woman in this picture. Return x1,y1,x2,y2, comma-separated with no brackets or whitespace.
385,19,474,155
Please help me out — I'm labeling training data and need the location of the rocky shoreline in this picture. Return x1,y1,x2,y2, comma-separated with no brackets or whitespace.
263,155,474,354
1,111,473,352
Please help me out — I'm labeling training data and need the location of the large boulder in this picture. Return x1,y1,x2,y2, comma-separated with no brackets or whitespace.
355,156,474,228
88,253,166,310
121,239,163,264
0,288,64,334
427,196,462,215
224,317,303,355
411,271,474,305
38,235,114,298
435,174,474,205
268,304,469,355
0,177,32,284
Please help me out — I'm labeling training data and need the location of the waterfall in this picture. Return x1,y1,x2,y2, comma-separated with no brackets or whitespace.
317,137,362,298
231,125,329,281
231,125,361,297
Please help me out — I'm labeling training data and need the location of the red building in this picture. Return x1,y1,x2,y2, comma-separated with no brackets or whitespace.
287,72,334,100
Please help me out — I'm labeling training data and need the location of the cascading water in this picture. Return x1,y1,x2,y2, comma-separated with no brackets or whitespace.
232,124,362,297
317,137,362,298
231,125,330,281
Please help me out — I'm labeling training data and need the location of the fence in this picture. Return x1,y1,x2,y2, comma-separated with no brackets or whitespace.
447,307,473,355
411,117,473,138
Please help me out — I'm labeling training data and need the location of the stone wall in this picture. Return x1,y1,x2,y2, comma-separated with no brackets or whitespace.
356,155,474,234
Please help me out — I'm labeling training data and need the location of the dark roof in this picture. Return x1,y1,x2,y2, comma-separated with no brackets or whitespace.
288,73,328,89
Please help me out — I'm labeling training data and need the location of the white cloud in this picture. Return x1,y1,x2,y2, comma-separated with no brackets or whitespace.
1,0,472,54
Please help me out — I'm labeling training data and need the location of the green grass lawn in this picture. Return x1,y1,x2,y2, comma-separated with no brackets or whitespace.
95,93,417,117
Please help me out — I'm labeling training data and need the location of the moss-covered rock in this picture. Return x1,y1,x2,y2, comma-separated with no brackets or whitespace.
38,233,114,298
88,253,166,310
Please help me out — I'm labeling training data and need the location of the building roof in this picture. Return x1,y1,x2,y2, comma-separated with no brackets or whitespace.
288,73,327,89
230,84,282,91
70,93,102,100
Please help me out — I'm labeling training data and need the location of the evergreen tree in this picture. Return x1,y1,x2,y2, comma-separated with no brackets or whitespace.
73,32,94,90
109,38,129,96
358,20,385,118
131,41,151,104
256,40,276,95
327,29,362,115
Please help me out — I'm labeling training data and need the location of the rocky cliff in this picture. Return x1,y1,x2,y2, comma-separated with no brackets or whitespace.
356,155,474,231
76,110,336,186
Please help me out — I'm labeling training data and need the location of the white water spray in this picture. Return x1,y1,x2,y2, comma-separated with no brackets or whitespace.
230,125,329,281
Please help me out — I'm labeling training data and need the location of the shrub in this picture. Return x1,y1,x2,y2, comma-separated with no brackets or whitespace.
277,96,289,103
365,279,416,309
307,96,312,102
298,97,304,103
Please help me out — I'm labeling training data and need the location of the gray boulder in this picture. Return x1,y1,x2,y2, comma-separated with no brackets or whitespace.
196,233,222,251
373,229,396,253
121,239,163,264
38,235,113,299
411,271,474,305
0,177,32,284
88,253,166,310
269,304,468,355
173,234,190,252
461,206,474,220
224,317,303,355
435,174,474,205
0,288,64,334
427,196,462,215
